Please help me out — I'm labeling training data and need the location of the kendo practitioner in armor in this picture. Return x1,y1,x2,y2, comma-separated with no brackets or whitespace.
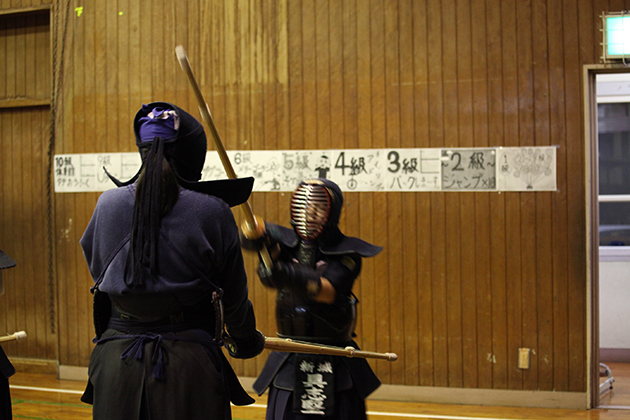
0,249,16,420
80,102,265,420
241,178,382,420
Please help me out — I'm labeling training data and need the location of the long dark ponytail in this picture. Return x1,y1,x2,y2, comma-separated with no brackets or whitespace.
126,137,180,287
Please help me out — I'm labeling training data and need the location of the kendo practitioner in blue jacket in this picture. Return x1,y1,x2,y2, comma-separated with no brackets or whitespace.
0,249,16,420
80,102,265,420
241,178,382,420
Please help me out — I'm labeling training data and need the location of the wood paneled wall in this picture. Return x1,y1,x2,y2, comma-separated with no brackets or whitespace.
1,0,627,395
0,6,54,361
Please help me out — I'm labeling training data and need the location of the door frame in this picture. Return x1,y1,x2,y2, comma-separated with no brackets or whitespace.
584,64,630,408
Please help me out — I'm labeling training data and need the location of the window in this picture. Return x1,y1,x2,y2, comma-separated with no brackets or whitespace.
597,74,630,259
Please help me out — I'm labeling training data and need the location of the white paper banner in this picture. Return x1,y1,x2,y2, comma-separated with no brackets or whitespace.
53,147,557,193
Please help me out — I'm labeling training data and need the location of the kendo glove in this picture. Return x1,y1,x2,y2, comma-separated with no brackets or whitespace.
257,261,278,289
224,329,266,359
240,220,283,252
262,261,322,299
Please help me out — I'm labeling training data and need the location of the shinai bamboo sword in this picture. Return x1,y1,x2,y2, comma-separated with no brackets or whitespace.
175,45,397,363
175,45,272,269
265,337,398,361
0,331,26,343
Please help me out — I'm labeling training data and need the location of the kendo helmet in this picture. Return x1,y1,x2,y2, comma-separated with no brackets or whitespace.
133,102,207,182
105,101,207,185
290,179,343,241
104,101,253,208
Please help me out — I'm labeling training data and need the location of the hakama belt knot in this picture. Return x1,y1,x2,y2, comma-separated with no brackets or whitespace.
95,333,169,380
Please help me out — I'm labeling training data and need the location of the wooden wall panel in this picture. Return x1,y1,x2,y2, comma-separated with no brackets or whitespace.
6,0,630,398
486,0,507,390
0,106,54,361
0,6,55,365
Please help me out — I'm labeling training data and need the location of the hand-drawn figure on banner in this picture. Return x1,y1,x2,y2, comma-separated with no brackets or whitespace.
495,146,557,191
262,157,282,190
79,102,265,420
315,155,331,179
509,148,554,189
251,158,282,191
241,178,383,420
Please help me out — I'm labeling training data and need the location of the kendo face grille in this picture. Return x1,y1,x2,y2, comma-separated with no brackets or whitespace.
290,183,332,241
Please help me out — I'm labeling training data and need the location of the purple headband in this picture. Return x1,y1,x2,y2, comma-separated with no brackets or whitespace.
137,106,179,143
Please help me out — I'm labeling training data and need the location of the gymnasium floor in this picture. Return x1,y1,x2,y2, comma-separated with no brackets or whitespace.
7,363,630,419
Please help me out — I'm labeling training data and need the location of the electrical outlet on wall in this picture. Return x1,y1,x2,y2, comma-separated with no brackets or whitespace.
518,348,530,369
